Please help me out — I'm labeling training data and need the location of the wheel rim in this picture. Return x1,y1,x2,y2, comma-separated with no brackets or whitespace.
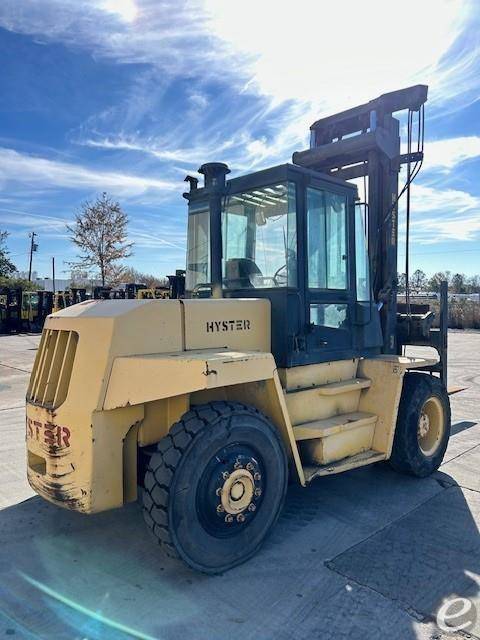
417,396,445,456
196,443,265,538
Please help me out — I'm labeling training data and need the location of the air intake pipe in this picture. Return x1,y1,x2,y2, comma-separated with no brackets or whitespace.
198,162,230,299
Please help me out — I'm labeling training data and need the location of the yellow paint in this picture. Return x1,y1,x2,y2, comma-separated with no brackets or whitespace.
300,421,375,465
181,298,270,351
25,296,439,514
278,359,358,390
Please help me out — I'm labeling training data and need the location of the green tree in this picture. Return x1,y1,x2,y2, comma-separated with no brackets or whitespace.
0,230,17,277
0,276,41,291
67,193,133,286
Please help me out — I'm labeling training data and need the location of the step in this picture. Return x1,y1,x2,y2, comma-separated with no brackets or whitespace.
313,378,371,396
284,378,371,400
293,411,377,441
303,449,386,481
285,378,372,425
278,359,358,391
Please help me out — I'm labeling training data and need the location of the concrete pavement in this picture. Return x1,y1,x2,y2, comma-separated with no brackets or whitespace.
0,330,478,639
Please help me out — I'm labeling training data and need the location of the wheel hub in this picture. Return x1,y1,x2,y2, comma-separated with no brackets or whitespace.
221,468,255,514
418,412,430,439
196,444,264,537
417,396,445,457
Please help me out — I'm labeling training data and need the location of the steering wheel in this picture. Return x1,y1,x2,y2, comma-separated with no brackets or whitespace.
273,264,288,287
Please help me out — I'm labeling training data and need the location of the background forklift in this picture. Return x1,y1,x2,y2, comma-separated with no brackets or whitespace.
0,286,22,333
21,290,53,332
26,85,452,574
53,288,87,312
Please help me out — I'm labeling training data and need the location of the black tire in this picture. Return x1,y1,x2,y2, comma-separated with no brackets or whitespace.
389,373,451,477
142,401,288,574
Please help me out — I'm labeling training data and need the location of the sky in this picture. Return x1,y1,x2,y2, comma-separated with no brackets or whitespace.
0,0,479,281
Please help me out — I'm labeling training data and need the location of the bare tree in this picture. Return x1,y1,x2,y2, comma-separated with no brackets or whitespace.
409,269,427,293
397,272,407,294
451,273,466,294
467,275,480,293
106,264,168,288
428,271,452,293
67,193,133,286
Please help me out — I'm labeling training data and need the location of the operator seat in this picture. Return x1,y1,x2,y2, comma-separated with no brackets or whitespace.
224,258,262,289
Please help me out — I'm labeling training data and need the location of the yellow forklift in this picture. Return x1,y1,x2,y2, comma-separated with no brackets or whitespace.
136,286,169,300
25,86,452,573
53,288,87,312
21,290,54,332
0,286,22,333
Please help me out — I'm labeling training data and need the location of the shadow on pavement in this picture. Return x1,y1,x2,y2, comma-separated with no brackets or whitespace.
0,467,478,639
451,420,478,436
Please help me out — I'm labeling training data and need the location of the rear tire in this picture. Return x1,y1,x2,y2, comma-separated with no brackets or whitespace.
389,373,450,477
142,401,288,574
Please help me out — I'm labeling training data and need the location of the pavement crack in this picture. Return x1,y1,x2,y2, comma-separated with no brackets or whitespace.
325,558,429,623
0,362,31,374
441,443,480,467
325,486,448,572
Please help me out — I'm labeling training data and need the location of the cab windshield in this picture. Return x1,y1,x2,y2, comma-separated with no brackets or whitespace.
186,182,297,292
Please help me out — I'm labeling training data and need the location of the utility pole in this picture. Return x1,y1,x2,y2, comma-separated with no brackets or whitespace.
28,232,38,281
52,256,56,293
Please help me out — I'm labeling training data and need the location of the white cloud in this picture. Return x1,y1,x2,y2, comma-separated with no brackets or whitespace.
0,147,179,197
0,209,71,232
1,0,476,113
82,135,238,165
2,0,477,184
129,229,185,250
100,0,138,22
204,0,471,110
423,136,480,171
408,184,480,243
412,184,478,213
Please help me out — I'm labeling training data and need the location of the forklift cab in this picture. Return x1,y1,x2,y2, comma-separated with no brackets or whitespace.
184,162,383,367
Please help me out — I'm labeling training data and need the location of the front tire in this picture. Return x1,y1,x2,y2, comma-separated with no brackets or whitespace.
389,373,451,477
142,401,288,574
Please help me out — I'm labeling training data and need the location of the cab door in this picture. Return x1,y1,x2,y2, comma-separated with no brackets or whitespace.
305,183,354,361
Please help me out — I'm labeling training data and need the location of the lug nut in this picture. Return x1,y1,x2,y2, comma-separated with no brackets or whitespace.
246,462,254,471
254,488,262,497
254,472,261,481
236,513,246,523
234,461,242,470
222,471,230,480
225,514,234,523
248,503,256,512
216,504,224,513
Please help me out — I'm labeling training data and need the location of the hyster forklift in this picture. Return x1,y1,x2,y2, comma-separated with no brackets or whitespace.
26,85,452,573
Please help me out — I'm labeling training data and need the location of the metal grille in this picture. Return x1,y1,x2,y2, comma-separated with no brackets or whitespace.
27,329,78,408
